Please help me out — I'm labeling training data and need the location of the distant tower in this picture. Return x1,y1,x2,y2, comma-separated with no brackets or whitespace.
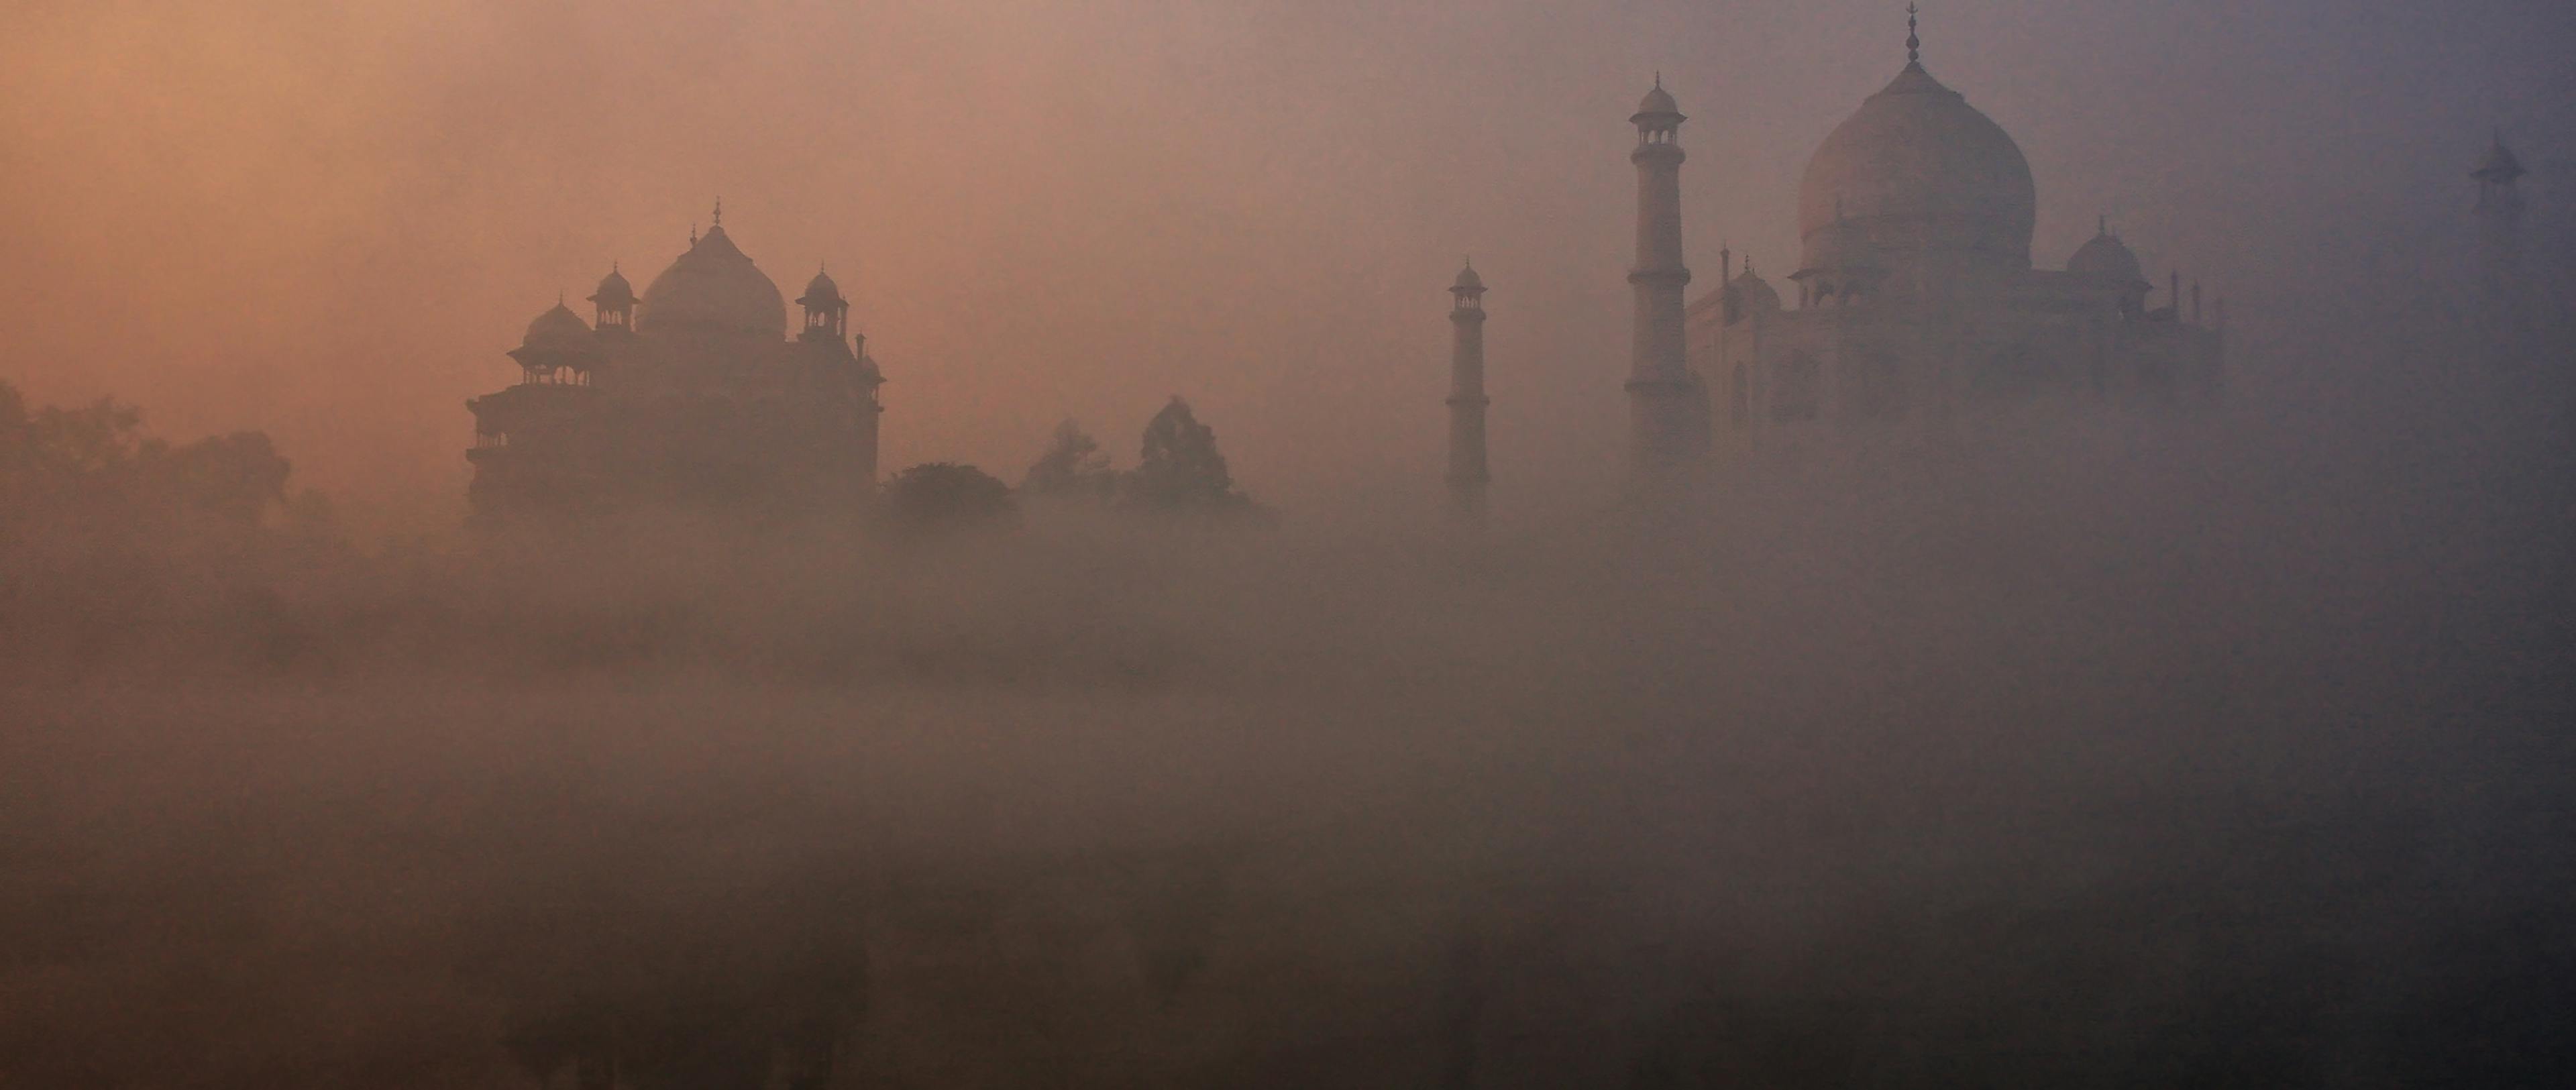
1626,76,1707,476
1446,260,1491,519
2471,131,2528,313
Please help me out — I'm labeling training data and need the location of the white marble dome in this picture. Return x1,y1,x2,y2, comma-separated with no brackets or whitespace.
639,225,786,339
1797,62,2035,271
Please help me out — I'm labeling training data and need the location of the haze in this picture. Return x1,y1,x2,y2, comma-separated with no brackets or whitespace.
0,0,2564,530
3,1,2573,1086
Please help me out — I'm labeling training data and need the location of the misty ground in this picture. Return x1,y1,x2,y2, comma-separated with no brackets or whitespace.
5,386,2573,1087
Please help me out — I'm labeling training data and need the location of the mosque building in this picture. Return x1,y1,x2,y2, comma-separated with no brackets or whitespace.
1617,9,2224,475
466,203,885,523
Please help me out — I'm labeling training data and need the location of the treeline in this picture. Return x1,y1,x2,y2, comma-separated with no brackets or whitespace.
881,396,1261,530
0,381,1250,684
0,380,326,544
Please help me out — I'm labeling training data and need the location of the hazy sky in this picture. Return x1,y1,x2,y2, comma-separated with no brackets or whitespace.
3,0,2569,531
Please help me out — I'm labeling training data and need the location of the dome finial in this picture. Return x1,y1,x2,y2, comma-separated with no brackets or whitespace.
2097,213,2107,235
1907,3,1921,64
712,197,723,228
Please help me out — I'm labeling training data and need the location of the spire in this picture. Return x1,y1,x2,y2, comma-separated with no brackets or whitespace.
712,197,724,228
1906,3,1921,64
2097,213,2107,235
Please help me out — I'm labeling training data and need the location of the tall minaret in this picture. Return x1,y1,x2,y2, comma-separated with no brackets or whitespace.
2472,131,2528,309
1625,75,1707,476
1446,260,1491,519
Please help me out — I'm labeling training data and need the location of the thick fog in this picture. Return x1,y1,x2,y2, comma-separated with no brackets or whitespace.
4,1,2575,1087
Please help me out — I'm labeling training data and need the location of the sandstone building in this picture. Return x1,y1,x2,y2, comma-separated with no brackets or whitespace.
466,205,884,523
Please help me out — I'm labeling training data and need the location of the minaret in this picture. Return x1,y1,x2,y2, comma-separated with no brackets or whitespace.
2471,131,2528,311
1625,75,1707,476
1446,260,1491,519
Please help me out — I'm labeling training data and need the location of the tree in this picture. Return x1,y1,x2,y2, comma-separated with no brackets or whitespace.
1019,419,1116,498
0,380,300,536
142,431,292,526
1126,396,1245,511
21,391,146,477
882,462,1016,530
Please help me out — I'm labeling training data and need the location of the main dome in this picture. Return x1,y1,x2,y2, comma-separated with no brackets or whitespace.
1797,61,2035,270
639,225,786,339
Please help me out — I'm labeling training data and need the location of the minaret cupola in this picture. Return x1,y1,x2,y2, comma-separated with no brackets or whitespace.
1450,260,1486,311
1631,74,1684,146
588,264,637,331
796,266,850,345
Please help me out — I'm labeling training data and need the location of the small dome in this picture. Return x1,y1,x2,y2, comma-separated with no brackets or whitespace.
798,268,844,307
1451,262,1485,292
589,266,636,307
2066,225,2145,285
639,224,788,339
522,302,591,347
1633,80,1681,121
1729,267,1782,313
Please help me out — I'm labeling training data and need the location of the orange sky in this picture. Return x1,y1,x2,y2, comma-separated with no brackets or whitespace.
3,0,2569,535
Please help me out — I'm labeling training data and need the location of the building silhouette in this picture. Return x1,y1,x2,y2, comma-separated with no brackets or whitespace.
467,204,884,525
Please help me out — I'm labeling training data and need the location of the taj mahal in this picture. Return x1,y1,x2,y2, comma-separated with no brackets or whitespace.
1448,9,2231,504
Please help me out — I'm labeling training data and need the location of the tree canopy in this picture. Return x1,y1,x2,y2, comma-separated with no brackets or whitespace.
1,380,296,539
1019,419,1116,499
882,461,1016,530
1125,396,1247,512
